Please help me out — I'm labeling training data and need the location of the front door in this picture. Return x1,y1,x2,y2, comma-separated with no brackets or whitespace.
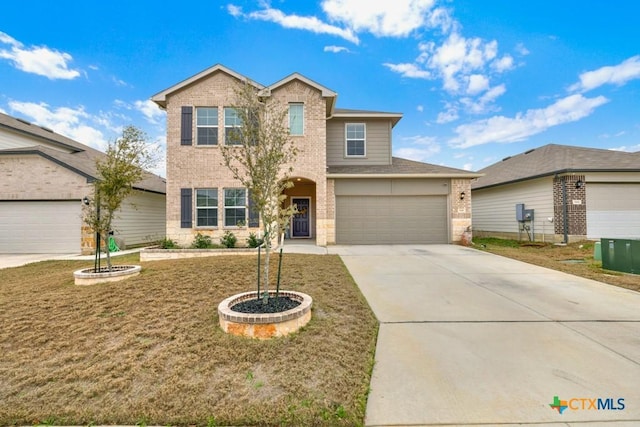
291,198,311,238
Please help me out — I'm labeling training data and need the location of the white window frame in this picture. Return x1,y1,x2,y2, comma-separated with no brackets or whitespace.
289,103,304,136
224,107,242,145
224,188,247,227
195,188,218,227
195,107,218,146
345,123,366,157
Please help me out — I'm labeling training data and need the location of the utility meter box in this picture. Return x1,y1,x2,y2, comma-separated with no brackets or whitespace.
516,203,525,221
524,209,534,221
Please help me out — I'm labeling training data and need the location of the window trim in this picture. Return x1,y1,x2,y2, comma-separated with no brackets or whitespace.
195,188,218,228
224,107,243,146
289,103,304,136
345,123,366,157
195,107,219,146
223,187,247,227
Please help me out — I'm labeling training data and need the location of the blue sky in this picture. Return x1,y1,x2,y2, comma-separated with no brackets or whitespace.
1,0,639,177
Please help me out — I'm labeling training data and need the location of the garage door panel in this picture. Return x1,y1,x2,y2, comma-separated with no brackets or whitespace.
587,184,640,239
0,201,81,253
336,195,448,244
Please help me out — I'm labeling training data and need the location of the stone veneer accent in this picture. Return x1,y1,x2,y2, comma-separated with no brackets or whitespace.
451,178,472,242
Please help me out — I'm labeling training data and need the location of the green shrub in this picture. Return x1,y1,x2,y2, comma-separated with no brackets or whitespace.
159,237,179,249
246,232,264,248
220,231,237,248
192,233,214,249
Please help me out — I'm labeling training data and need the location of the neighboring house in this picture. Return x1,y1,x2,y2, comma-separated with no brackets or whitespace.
0,112,166,254
151,64,480,246
471,144,640,242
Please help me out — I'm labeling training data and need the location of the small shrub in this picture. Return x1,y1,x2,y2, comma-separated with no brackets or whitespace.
192,233,214,249
220,231,237,248
159,237,179,249
246,232,264,248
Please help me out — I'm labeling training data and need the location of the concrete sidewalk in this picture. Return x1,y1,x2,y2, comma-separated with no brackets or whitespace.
330,245,640,427
0,248,143,270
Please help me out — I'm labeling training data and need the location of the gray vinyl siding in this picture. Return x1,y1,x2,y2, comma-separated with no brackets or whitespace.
0,129,72,152
472,177,554,235
326,118,391,166
112,191,166,246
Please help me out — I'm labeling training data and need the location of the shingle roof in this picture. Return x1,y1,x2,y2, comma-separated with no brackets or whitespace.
0,112,166,194
472,144,640,190
328,157,482,177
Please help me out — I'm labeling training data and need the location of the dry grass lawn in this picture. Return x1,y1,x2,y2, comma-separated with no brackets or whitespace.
473,237,640,292
0,253,378,426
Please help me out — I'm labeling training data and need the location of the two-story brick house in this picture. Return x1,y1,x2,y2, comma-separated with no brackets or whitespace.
151,64,480,246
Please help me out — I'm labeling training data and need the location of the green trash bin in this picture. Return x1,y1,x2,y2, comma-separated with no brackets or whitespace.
601,238,640,274
593,241,601,261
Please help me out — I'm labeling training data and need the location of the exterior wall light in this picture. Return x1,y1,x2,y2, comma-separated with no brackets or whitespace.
460,191,465,200
575,179,584,189
82,196,90,205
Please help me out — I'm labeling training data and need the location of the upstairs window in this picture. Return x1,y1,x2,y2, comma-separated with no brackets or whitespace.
195,188,218,227
196,107,218,145
289,103,304,136
224,107,243,145
224,188,247,227
345,123,366,157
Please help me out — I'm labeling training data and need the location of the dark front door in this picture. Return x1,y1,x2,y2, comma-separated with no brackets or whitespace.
291,198,310,238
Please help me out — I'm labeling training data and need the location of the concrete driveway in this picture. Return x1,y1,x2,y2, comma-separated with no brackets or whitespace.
329,245,640,427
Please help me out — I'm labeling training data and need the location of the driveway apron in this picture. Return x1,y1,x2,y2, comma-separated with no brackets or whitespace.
330,245,640,427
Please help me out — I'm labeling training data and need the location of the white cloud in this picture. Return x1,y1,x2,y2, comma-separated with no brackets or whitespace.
436,105,459,124
515,43,530,56
134,100,166,125
241,6,359,44
324,45,349,53
569,55,640,92
416,105,424,112
321,0,436,38
466,74,489,95
9,101,108,150
610,143,640,153
462,163,473,171
226,4,243,17
383,62,431,79
394,135,440,162
0,32,80,80
450,94,609,148
425,7,457,34
492,55,514,72
460,83,506,114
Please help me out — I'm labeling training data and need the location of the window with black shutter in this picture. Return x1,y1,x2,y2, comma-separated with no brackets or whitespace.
181,106,193,146
180,188,193,228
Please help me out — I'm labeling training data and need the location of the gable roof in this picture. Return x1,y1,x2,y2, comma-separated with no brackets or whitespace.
473,144,640,190
328,157,482,178
0,112,166,194
151,64,265,109
264,72,337,116
332,108,403,127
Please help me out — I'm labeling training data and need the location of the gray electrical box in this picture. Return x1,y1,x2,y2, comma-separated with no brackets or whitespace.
516,204,534,221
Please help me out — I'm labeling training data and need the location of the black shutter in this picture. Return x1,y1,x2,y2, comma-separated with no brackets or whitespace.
248,190,260,228
181,106,193,146
180,188,193,228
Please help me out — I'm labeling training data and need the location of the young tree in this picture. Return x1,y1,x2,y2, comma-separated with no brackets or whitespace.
83,125,157,271
220,81,298,302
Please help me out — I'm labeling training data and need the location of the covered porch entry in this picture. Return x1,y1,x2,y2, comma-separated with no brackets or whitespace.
283,177,316,240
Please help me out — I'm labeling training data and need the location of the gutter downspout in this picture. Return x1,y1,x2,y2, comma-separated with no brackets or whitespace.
562,176,569,244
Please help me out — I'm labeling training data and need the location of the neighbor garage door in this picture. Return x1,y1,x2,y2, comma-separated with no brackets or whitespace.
336,195,448,244
587,183,640,239
0,201,81,253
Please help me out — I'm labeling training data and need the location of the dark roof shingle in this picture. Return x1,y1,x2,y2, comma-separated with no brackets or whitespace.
328,157,482,177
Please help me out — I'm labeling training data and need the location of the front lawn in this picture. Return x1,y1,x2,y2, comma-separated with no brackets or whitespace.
0,253,378,426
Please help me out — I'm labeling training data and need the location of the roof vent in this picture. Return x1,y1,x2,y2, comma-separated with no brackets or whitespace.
502,156,511,161
16,118,31,125
524,149,535,154
39,126,54,133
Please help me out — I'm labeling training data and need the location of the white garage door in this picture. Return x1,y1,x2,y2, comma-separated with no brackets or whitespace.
0,201,81,253
336,195,448,244
587,183,640,239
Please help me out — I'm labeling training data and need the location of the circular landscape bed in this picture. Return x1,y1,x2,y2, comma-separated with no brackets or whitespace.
218,290,312,339
73,265,141,286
